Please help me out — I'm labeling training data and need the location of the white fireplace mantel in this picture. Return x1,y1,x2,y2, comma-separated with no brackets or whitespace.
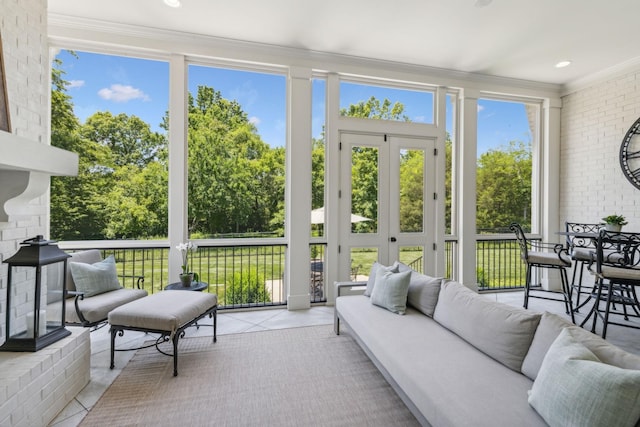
0,130,78,221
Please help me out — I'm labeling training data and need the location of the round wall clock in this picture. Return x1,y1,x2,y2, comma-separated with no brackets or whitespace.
620,116,640,190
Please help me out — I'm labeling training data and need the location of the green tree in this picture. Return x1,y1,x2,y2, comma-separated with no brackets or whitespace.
50,56,113,239
399,150,424,232
340,96,410,121
186,86,284,236
476,141,532,232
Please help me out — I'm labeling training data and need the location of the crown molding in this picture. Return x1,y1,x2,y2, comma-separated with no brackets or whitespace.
48,14,562,99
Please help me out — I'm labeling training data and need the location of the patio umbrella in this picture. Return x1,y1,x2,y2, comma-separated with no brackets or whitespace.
310,207,371,224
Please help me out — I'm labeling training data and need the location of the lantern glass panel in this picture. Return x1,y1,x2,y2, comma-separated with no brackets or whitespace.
43,262,65,330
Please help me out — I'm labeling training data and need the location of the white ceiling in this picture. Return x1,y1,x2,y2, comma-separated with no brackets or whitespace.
48,0,640,87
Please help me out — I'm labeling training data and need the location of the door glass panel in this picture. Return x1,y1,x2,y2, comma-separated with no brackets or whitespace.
399,246,425,272
350,247,378,281
399,148,424,233
351,146,378,234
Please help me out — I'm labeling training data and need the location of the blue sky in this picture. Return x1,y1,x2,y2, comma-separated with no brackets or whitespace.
56,50,531,153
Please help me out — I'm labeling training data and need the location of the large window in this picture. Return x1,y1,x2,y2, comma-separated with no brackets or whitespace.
186,64,286,239
476,98,536,233
50,50,169,240
339,81,434,123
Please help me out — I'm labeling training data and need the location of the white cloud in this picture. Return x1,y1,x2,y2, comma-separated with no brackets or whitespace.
98,84,150,102
477,105,485,112
68,80,85,89
249,116,261,125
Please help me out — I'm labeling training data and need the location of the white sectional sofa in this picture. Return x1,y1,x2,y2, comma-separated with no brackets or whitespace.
334,263,640,427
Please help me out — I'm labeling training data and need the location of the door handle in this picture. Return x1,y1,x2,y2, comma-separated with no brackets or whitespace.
389,237,397,242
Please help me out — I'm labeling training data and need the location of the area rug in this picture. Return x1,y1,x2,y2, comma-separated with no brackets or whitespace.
80,325,419,426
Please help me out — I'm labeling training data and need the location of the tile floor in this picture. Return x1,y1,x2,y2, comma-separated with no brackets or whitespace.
48,291,640,427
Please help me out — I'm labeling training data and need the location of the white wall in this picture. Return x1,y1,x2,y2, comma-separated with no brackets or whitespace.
560,71,640,230
0,0,49,344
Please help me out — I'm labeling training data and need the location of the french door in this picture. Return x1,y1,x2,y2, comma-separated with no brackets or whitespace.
339,131,437,276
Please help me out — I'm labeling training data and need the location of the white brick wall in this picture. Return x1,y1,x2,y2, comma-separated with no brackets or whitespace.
0,2,89,426
560,71,640,229
0,0,49,344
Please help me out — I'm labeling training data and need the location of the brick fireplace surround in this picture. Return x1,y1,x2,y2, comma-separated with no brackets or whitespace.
0,1,91,425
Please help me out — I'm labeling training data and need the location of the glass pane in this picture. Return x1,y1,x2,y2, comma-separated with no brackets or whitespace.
311,78,326,237
351,146,378,234
350,247,379,281
399,246,425,273
445,93,455,235
44,263,64,329
399,148,424,233
340,81,434,124
187,65,286,238
50,50,169,241
476,98,534,234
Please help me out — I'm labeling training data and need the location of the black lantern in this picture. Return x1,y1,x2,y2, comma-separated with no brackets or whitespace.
1,236,71,352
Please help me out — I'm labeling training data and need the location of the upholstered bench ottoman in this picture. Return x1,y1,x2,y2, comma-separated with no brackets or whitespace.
108,290,218,376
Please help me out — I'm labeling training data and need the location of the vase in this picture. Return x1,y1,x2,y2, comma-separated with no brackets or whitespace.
605,224,622,232
179,272,194,287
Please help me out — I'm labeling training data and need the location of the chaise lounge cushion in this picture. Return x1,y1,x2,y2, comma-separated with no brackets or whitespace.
528,328,640,427
108,291,218,336
65,288,149,324
433,280,541,372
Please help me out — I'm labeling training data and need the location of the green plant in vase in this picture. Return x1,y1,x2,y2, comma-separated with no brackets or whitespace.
176,241,199,286
602,214,627,232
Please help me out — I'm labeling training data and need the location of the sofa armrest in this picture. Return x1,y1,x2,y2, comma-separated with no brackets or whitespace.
334,281,366,335
335,280,367,298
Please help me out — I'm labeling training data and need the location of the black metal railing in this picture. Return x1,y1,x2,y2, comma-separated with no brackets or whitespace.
61,235,534,309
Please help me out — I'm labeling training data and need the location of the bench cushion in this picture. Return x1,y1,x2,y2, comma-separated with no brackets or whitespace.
66,288,148,324
108,291,218,335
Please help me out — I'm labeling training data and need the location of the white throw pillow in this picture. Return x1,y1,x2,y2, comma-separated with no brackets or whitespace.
528,328,640,427
364,261,399,297
370,265,412,315
69,255,122,297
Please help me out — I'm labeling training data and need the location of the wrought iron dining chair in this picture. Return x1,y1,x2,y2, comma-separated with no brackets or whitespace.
510,223,575,323
584,229,640,339
564,221,602,311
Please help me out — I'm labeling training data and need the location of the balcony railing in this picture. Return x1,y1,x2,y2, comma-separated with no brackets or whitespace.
61,235,534,309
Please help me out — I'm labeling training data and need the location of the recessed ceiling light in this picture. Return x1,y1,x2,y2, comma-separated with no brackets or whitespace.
555,60,572,68
164,0,181,8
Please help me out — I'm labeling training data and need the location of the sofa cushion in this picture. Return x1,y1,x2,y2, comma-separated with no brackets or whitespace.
336,295,547,427
522,311,640,380
528,328,640,427
370,265,412,314
433,280,541,372
407,272,443,318
70,255,122,297
364,261,399,297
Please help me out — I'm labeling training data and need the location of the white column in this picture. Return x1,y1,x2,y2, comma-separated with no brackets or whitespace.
458,88,479,291
325,73,341,303
541,97,563,290
286,66,313,310
168,54,188,282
